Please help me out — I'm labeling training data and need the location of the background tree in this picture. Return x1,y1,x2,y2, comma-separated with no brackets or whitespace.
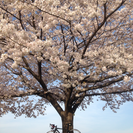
0,0,133,132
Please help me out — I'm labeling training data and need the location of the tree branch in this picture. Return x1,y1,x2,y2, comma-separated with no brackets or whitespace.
38,61,42,80
81,69,127,84
0,6,20,21
29,3,70,23
72,93,86,113
18,10,24,30
82,0,126,57
85,88,133,97
60,24,67,55
22,57,47,91
78,72,133,94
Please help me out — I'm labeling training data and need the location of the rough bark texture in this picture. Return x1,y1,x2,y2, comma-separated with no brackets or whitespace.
61,111,74,133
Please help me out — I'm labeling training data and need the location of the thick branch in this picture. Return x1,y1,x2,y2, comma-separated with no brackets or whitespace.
0,90,64,117
65,87,74,112
45,93,64,117
22,57,47,91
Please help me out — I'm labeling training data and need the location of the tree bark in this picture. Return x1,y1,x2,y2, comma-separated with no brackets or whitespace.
61,111,74,133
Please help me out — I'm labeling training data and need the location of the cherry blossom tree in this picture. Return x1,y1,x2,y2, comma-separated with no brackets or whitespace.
0,0,133,132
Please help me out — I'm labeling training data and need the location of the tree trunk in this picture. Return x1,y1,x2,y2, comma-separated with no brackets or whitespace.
61,111,74,133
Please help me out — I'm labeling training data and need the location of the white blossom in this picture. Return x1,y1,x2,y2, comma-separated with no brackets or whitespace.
11,61,18,69
0,54,8,62
62,83,71,88
77,87,81,90
74,24,83,31
127,54,133,59
124,75,130,82
72,83,76,87
0,0,133,122
117,70,122,75
108,70,116,76
75,93,80,97
79,76,84,80
63,75,67,78
79,59,86,65
13,57,22,63
102,66,107,72
37,56,43,62
27,90,35,93
22,48,30,55
127,68,133,73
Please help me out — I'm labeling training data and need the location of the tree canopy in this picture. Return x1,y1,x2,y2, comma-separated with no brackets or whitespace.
0,0,133,132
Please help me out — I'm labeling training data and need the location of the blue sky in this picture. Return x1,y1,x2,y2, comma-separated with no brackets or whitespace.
0,100,133,133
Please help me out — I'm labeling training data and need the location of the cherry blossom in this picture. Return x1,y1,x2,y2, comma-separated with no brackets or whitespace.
0,0,133,132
